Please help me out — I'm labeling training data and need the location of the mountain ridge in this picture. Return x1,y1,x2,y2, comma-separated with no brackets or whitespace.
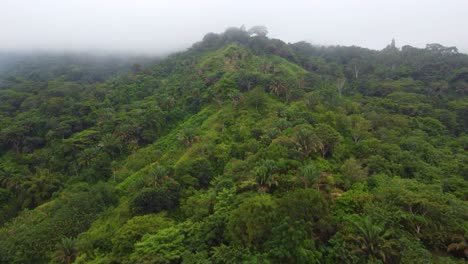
0,27,467,263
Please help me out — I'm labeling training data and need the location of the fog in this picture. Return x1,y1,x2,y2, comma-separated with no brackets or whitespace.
1,0,468,55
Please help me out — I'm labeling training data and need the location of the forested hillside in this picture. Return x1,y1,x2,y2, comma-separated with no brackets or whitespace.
0,27,467,263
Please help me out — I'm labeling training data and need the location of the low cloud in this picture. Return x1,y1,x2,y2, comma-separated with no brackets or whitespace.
1,0,467,54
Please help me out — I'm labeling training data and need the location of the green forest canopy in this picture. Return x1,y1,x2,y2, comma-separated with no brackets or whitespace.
0,26,467,263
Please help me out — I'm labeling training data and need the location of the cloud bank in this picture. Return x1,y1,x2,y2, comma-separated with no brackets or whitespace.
1,0,467,54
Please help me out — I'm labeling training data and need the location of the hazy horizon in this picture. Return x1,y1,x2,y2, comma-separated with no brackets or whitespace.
1,0,468,55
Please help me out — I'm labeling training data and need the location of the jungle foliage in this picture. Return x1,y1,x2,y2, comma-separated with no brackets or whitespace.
0,27,467,263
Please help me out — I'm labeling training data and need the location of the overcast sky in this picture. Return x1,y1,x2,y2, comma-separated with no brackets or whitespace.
1,0,468,54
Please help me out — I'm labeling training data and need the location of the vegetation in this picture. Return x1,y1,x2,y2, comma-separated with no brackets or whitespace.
0,26,467,263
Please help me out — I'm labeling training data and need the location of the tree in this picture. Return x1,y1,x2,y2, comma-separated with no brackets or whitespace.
340,158,368,189
112,214,174,257
52,237,78,264
347,216,398,263
374,177,466,250
175,156,214,188
248,26,268,37
0,124,27,156
265,218,321,263
269,79,290,101
98,133,122,157
229,90,244,106
299,163,321,189
291,124,320,158
146,164,169,188
0,164,28,194
336,78,346,98
21,168,62,208
314,124,341,158
42,97,65,117
177,127,197,147
131,226,185,264
278,188,330,239
223,27,250,43
349,115,372,144
246,86,266,110
210,244,260,263
254,159,278,192
130,182,180,216
227,194,278,249
62,129,100,154
76,147,101,168
201,32,221,48
447,233,468,259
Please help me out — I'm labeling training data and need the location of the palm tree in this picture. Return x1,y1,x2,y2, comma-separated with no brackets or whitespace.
254,159,278,192
76,147,101,168
52,237,78,264
447,234,468,259
0,166,26,194
98,133,121,157
269,80,289,100
146,164,169,187
313,124,341,158
291,124,321,158
177,127,197,147
348,216,398,263
21,168,61,208
300,163,321,189
0,162,30,195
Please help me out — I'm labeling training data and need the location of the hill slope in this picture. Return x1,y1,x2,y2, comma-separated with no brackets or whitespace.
0,27,467,263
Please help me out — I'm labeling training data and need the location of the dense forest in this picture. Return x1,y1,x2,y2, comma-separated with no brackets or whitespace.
0,26,467,263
